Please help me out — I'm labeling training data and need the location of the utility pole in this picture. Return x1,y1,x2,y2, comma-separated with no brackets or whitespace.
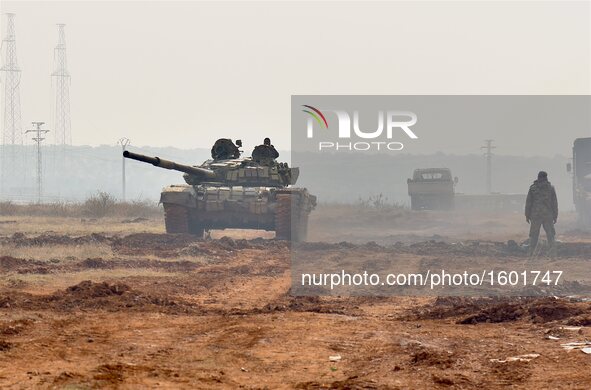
25,122,50,203
481,139,495,194
118,138,130,201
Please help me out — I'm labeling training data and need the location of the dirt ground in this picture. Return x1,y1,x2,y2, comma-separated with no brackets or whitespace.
0,208,591,389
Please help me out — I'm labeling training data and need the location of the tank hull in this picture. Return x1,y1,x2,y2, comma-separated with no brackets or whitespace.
160,184,316,241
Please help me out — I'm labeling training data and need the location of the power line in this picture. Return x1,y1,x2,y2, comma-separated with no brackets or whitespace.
52,23,71,146
1,13,23,198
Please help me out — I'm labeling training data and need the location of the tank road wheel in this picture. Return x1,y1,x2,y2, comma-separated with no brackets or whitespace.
275,194,293,241
163,204,190,234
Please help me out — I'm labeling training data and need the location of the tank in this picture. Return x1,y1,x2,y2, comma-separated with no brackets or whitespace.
123,138,317,241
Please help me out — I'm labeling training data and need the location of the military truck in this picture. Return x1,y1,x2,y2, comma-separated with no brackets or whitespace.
124,138,316,241
407,168,457,210
567,137,591,226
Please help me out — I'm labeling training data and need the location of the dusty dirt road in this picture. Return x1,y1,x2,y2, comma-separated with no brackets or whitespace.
0,210,591,389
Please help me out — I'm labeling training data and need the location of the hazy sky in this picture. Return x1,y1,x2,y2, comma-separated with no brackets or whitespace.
1,1,589,155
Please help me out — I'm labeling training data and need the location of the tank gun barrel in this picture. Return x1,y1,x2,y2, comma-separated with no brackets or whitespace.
123,151,217,179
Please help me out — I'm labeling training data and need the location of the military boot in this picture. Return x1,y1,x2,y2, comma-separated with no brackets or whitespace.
528,237,538,257
547,237,557,257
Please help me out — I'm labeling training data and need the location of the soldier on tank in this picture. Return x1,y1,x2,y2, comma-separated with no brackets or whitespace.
211,138,241,160
252,137,279,165
525,171,558,255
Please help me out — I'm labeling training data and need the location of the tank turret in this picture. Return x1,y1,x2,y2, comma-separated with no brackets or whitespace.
124,139,298,187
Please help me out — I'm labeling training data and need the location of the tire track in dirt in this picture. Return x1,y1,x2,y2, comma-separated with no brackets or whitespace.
0,256,202,275
4,231,591,259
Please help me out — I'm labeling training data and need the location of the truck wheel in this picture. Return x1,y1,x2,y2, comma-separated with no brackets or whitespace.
410,196,418,210
449,195,455,210
163,204,190,234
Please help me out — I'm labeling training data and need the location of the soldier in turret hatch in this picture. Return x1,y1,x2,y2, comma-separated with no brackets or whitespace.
525,171,558,256
211,138,240,160
252,137,279,164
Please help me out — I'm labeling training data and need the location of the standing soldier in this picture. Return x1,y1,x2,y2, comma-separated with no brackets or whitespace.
525,171,558,255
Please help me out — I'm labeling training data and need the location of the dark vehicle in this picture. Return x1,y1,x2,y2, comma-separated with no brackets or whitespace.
407,168,457,210
567,137,591,226
124,138,316,241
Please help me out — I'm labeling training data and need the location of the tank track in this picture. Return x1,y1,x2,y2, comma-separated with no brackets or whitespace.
163,204,190,233
163,204,204,236
163,192,311,241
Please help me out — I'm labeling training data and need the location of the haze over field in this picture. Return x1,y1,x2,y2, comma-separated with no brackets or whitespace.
1,1,589,155
0,145,574,211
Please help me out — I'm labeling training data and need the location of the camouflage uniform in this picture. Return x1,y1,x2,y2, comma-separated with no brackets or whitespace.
251,139,279,165
525,178,558,253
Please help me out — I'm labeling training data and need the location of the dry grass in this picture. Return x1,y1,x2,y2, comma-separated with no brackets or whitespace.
0,243,114,261
311,202,410,227
0,192,161,219
0,216,164,236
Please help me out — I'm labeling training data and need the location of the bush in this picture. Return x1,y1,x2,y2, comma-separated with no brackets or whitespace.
113,199,159,218
356,193,406,210
82,191,117,218
0,201,17,216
